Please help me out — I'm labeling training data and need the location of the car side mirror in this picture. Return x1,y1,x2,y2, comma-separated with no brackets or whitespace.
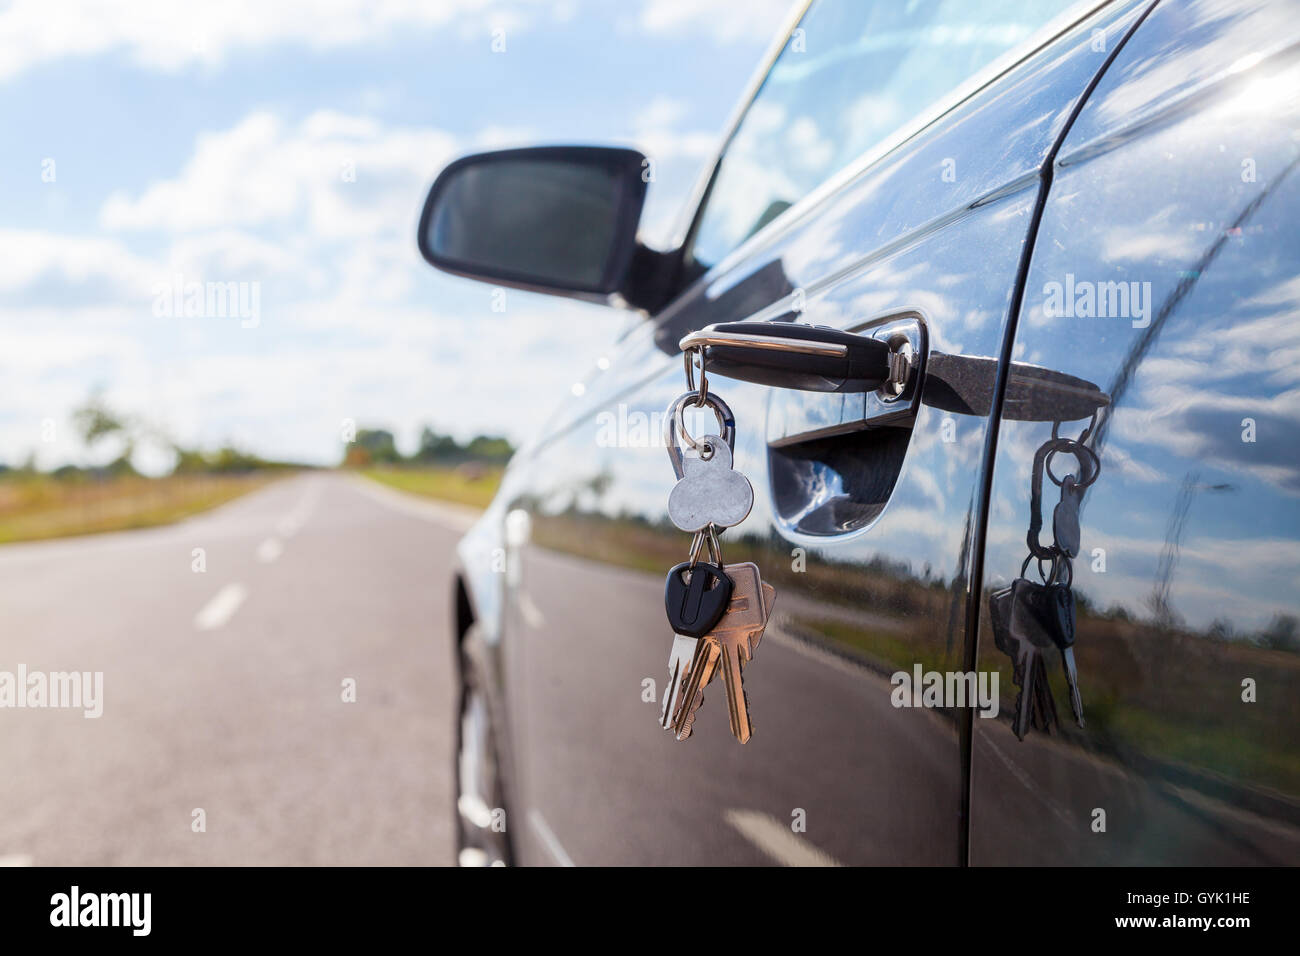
417,146,649,300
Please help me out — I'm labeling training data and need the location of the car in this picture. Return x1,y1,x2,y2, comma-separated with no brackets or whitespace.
416,0,1300,866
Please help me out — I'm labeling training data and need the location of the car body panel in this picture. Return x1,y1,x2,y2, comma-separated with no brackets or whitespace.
455,0,1159,865
970,0,1300,864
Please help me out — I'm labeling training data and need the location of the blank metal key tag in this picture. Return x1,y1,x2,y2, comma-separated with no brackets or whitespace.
667,435,753,533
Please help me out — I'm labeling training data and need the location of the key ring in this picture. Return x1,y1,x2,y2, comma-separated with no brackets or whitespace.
684,346,709,408
663,390,736,478
1048,414,1100,488
687,523,723,570
1021,551,1060,585
1028,436,1083,560
1028,432,1101,563
1045,441,1099,489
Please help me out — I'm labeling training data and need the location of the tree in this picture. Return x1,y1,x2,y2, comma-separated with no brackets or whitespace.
465,435,513,463
1259,614,1299,653
71,393,135,475
353,428,400,464
416,426,460,462
72,394,126,449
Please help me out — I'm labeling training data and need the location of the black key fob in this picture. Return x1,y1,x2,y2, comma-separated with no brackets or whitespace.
1010,578,1055,649
664,562,733,638
989,584,1018,660
1043,583,1076,649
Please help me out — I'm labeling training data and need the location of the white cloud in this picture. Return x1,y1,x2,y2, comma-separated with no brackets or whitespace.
0,0,791,82
0,230,158,294
632,95,717,163
0,0,558,80
1,103,602,468
0,99,630,468
0,226,320,304
100,110,459,239
638,0,793,43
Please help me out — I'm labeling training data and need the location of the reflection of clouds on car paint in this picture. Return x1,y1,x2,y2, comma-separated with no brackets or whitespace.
1082,0,1293,132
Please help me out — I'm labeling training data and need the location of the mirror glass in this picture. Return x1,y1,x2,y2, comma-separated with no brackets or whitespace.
421,149,642,292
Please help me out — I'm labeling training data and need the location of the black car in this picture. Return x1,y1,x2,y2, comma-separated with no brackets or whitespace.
417,0,1300,866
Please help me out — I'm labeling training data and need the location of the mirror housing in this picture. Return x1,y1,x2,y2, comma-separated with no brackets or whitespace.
417,146,654,303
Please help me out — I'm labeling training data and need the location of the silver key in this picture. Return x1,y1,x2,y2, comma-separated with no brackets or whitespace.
672,637,711,741
659,633,699,734
672,562,775,744
667,435,753,533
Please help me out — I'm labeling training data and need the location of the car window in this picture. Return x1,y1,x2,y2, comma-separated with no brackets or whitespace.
688,0,1081,269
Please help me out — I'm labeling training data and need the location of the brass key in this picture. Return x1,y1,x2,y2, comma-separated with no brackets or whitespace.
672,562,775,744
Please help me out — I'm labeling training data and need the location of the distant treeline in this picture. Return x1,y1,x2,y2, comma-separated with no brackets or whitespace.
342,427,513,468
0,448,298,481
0,394,302,480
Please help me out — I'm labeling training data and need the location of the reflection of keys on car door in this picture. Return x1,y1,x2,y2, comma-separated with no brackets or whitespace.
991,578,1059,739
1043,581,1084,727
672,562,775,744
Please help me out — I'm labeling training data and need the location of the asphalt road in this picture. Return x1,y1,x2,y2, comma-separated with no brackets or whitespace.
0,474,472,866
4,472,1295,867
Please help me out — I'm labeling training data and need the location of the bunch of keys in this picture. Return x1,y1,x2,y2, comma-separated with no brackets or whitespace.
990,427,1098,739
659,349,775,744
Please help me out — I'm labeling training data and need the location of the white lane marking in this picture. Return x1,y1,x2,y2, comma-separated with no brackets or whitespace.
980,730,1076,829
0,854,32,866
194,583,248,631
347,475,480,532
528,810,575,867
276,480,321,537
723,810,843,867
256,537,283,563
517,591,545,629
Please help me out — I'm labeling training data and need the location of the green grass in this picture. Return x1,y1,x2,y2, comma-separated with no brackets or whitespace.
0,473,276,544
361,465,503,510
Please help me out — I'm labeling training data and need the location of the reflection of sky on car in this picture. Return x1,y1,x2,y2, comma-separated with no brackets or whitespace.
690,0,1076,267
528,17,1300,640
985,26,1300,638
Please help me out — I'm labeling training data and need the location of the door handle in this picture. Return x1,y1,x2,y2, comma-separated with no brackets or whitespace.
678,321,913,394
686,314,926,538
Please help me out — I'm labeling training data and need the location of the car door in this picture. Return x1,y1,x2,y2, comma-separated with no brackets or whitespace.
970,0,1300,864
501,0,1153,866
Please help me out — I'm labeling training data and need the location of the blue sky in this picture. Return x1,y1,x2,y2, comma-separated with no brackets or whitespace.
0,0,793,470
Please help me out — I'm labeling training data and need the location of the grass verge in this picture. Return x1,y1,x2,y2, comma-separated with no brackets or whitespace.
0,473,277,545
360,465,502,510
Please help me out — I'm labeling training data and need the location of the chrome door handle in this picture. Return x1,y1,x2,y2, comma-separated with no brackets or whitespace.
678,321,910,394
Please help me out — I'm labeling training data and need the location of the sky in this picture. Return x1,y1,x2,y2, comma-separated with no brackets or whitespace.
0,0,794,471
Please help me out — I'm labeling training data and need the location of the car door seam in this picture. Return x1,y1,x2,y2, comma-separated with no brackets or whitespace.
958,0,1164,868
